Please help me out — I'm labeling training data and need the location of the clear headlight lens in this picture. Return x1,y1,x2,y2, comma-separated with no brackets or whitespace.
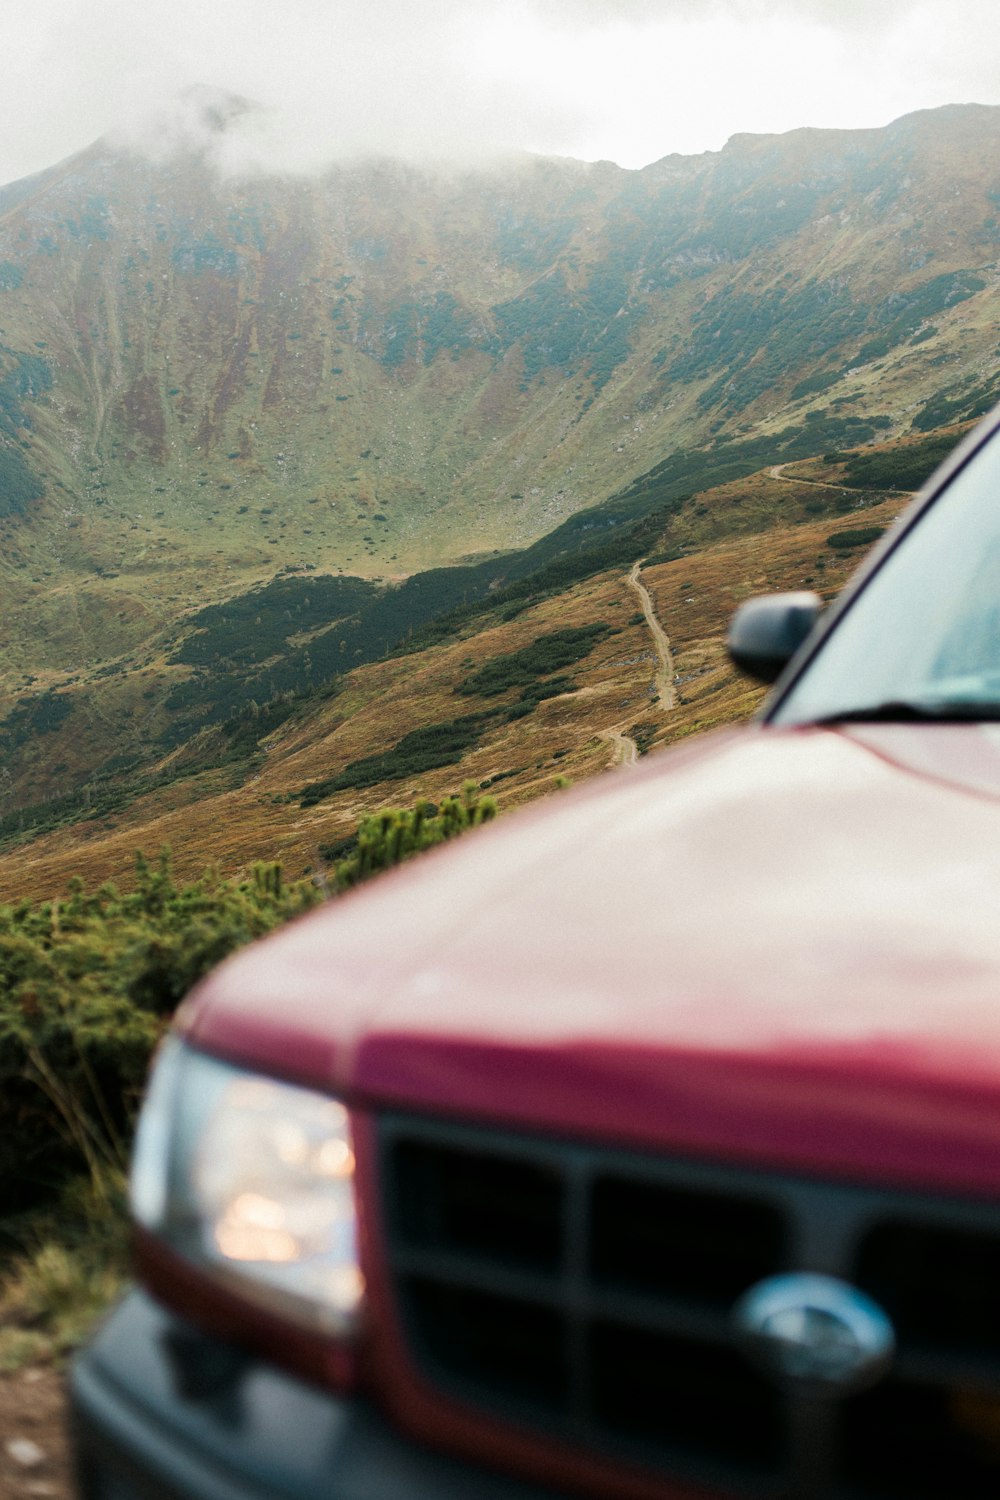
130,1037,364,1336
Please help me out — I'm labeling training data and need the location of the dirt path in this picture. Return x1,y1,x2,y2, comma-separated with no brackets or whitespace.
627,561,676,711
596,561,677,771
0,1368,71,1500
768,462,848,491
768,462,914,497
599,728,639,767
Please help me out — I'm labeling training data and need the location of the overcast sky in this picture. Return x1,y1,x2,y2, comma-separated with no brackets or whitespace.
2,0,998,184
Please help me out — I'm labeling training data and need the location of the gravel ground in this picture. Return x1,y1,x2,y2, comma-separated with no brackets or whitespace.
0,1369,72,1500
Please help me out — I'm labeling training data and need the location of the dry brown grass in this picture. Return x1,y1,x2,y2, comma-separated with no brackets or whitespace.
0,478,913,904
639,491,909,751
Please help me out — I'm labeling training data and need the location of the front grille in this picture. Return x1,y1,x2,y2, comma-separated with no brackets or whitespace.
378,1115,1000,1498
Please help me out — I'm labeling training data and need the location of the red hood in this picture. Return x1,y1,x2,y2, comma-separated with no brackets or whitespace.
182,724,1000,1194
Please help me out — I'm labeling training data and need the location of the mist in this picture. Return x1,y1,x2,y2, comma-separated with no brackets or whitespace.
3,0,1000,185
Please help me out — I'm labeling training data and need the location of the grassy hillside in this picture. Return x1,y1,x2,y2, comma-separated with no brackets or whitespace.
0,107,998,718
0,411,965,816
0,417,936,903
0,100,992,876
0,419,949,1364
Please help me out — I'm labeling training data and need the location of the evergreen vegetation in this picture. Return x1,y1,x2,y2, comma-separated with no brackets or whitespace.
494,263,640,390
0,442,44,516
161,494,670,745
332,786,496,888
840,431,963,492
0,790,495,1246
0,346,50,514
299,714,499,801
912,379,1000,432
664,271,984,416
0,347,52,438
0,854,319,1223
457,624,613,697
609,415,893,521
173,574,376,668
0,690,74,756
299,625,614,805
825,525,887,551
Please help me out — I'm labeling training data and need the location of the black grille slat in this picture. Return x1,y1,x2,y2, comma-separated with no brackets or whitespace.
390,1247,564,1307
379,1115,1000,1499
391,1139,564,1272
403,1277,571,1414
589,1321,784,1472
841,1377,1000,1499
591,1173,784,1306
856,1219,1000,1360
393,1243,734,1340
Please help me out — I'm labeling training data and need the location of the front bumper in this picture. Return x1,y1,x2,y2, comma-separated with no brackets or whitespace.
71,1291,564,1500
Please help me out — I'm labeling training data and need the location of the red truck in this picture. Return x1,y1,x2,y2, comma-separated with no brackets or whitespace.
72,410,1000,1500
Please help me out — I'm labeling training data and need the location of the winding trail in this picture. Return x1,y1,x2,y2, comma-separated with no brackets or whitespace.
596,559,677,769
769,462,847,491
627,560,677,711
601,729,639,767
769,462,915,498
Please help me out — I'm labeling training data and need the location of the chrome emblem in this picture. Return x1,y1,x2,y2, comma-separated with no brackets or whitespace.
733,1273,895,1396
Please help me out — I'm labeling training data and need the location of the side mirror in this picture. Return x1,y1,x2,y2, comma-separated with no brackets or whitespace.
727,592,822,683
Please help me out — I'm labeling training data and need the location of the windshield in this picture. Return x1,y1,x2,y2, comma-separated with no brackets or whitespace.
771,431,1000,725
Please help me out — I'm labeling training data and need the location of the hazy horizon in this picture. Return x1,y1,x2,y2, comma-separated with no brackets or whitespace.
1,0,999,188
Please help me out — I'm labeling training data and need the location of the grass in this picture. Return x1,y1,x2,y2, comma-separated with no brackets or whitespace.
456,624,614,698
0,1174,130,1371
0,477,922,1372
0,789,502,1371
0,470,916,904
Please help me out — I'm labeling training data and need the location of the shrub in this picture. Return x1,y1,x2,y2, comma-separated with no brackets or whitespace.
334,786,496,890
841,431,960,491
825,526,886,551
299,713,497,803
457,624,612,699
0,856,320,1218
0,791,497,1226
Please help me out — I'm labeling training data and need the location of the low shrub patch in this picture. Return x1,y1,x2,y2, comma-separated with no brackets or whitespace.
457,624,613,699
825,526,886,551
299,713,497,802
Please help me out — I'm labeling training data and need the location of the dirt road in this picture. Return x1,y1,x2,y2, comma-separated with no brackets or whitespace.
627,561,676,711
768,462,913,497
599,728,639,767
596,561,677,770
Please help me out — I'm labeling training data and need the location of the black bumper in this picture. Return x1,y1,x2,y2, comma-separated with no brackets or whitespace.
71,1291,565,1500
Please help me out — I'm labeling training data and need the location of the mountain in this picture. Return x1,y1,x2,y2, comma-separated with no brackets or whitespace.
0,426,951,901
0,101,998,878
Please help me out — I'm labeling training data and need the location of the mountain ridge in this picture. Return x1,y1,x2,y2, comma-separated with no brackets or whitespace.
1,102,998,871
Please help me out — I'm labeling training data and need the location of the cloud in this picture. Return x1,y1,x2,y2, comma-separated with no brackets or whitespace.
526,0,921,25
0,0,998,184
26,0,597,175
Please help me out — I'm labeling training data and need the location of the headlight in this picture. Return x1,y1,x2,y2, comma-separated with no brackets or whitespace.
130,1037,364,1337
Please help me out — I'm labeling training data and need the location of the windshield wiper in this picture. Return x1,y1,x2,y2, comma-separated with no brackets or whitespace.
814,698,1000,725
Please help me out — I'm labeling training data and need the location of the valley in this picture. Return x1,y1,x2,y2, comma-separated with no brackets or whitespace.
0,441,919,900
0,97,994,896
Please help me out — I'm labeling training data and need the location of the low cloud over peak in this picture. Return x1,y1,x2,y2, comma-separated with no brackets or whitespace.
3,0,1000,186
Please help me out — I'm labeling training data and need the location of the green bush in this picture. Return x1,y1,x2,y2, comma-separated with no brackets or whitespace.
333,786,496,890
841,431,960,492
457,624,612,698
299,713,497,803
825,526,886,551
0,855,320,1218
0,791,497,1227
